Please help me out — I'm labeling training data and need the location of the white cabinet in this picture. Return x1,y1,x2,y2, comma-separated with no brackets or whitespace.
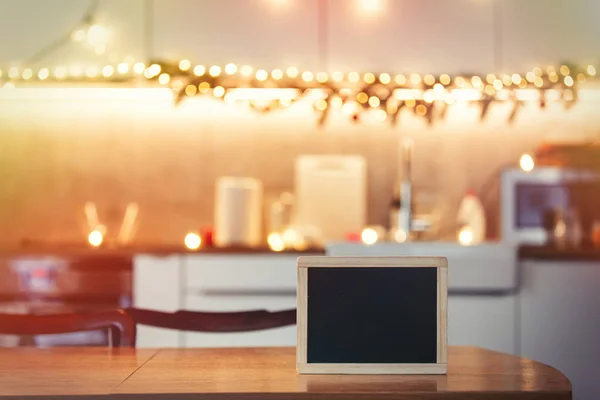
520,260,600,400
133,255,184,348
327,0,496,74
448,296,516,355
181,254,304,347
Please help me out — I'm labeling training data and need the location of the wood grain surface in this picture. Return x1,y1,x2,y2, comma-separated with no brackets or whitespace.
0,346,571,400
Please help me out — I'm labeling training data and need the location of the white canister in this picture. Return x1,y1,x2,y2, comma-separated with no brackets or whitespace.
214,177,263,247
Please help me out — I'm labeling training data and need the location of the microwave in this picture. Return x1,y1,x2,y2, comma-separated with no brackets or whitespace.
501,167,600,245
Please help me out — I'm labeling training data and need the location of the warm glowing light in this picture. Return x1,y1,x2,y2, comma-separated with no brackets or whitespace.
8,67,18,79
158,73,170,85
185,84,197,96
363,72,376,84
240,65,253,77
329,71,342,82
267,233,285,252
117,62,129,74
486,74,496,84
395,74,406,85
286,66,299,78
546,89,561,102
86,67,98,78
394,229,408,243
225,63,237,75
133,62,145,75
199,81,211,92
440,74,451,85
577,72,586,82
184,233,202,250
37,68,49,80
209,65,221,77
148,64,161,77
559,65,570,76
71,29,86,42
587,65,596,76
534,77,544,87
484,85,495,96
359,0,384,13
212,86,225,98
433,83,444,94
191,65,204,77
342,101,358,114
375,109,387,121
87,24,109,49
533,67,542,76
54,67,67,79
88,230,103,247
511,74,522,85
546,66,556,75
502,74,512,86
493,79,503,90
416,104,427,116
316,72,328,83
368,96,380,107
458,226,473,246
471,76,482,88
520,153,535,172
405,99,416,108
356,92,369,103
410,73,422,85
69,66,83,77
378,73,391,84
314,99,328,111
361,228,379,245
271,69,283,80
256,69,268,81
22,68,33,80
179,59,191,71
564,76,574,87
302,71,314,82
102,65,114,77
331,96,343,108
525,71,535,83
423,90,435,103
342,72,357,83
423,74,435,85
454,76,466,87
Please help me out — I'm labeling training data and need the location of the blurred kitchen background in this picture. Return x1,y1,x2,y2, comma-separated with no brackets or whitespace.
0,0,600,398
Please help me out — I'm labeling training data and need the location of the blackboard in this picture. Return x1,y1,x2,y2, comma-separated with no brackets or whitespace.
297,256,447,375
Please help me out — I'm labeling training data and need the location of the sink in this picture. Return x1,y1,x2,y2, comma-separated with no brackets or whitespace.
325,242,518,294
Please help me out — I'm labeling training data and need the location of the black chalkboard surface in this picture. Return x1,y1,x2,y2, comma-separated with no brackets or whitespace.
297,256,448,375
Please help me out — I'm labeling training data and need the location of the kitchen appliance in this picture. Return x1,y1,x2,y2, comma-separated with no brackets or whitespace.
214,177,263,248
501,167,600,245
294,155,366,242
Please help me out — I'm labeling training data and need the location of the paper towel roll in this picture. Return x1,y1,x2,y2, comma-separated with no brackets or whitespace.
214,177,263,247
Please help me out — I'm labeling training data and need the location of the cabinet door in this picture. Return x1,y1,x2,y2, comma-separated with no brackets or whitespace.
327,0,495,75
500,0,600,72
153,0,320,70
133,255,183,348
448,295,516,355
182,254,303,347
520,261,600,400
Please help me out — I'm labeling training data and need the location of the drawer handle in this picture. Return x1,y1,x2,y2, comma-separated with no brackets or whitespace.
193,288,296,297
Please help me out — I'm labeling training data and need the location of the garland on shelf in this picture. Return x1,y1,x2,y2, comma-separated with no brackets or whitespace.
1,60,597,126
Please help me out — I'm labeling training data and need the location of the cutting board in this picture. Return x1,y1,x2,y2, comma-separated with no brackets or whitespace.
294,155,366,242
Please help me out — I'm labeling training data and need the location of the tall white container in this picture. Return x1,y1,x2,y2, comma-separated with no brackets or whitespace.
214,177,263,247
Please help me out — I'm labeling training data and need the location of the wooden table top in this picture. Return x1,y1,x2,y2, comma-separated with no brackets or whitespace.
0,346,571,399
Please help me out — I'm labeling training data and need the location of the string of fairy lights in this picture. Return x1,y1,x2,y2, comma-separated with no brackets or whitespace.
0,0,598,126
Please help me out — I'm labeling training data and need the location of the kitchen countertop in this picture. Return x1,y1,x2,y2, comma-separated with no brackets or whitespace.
518,245,600,261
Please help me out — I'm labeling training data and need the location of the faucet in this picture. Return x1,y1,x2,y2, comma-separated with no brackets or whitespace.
397,137,413,241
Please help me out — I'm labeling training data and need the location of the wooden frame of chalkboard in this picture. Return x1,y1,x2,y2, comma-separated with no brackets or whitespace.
296,256,448,374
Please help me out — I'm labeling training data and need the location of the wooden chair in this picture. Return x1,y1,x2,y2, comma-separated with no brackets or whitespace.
123,308,296,347
0,309,136,347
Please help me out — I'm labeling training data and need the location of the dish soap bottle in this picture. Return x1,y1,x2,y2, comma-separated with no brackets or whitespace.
456,189,486,245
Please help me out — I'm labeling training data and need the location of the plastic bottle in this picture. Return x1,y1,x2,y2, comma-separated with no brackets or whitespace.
456,189,486,245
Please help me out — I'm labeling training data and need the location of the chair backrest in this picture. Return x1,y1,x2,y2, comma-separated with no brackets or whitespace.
124,308,296,347
0,310,136,347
